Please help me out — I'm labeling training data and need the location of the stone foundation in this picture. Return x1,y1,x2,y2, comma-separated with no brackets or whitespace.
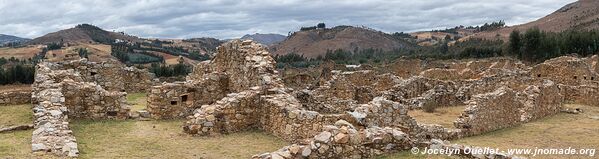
0,90,31,105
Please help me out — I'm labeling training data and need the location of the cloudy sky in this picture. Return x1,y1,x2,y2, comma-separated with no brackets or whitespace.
0,0,577,39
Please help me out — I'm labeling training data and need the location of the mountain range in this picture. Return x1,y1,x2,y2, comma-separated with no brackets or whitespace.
241,33,286,46
0,34,30,45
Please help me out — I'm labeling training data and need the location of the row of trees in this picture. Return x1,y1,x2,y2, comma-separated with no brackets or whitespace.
0,63,35,85
274,47,408,68
508,28,599,62
148,63,191,77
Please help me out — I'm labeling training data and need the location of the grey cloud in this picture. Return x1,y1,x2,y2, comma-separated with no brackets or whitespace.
0,0,577,39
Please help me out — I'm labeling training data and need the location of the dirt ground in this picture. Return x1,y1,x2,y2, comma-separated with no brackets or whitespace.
408,106,467,128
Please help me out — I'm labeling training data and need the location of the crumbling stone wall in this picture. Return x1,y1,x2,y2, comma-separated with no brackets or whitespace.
61,81,129,119
520,80,564,122
54,59,155,93
283,73,316,90
560,84,599,106
31,64,79,157
531,56,598,86
148,40,281,119
30,59,135,157
454,87,522,135
0,90,31,105
254,122,413,159
390,58,425,78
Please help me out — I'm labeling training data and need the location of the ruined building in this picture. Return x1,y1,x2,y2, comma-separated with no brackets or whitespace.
29,39,599,158
31,59,154,157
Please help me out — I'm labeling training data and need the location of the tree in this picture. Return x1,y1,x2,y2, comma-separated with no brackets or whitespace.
317,23,326,29
509,30,522,58
523,28,542,62
78,48,89,58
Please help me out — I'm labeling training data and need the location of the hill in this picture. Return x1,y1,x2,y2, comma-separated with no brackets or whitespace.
0,34,30,45
270,26,415,58
470,0,599,40
27,24,140,45
241,33,286,46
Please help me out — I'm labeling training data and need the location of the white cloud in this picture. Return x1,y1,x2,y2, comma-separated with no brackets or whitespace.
0,0,577,39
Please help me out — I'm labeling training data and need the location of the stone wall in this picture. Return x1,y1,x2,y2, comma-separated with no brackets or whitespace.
53,59,155,93
0,90,31,105
454,87,522,135
30,59,137,157
62,81,129,119
148,40,281,119
31,64,79,157
531,56,599,86
520,80,564,122
560,84,599,106
253,122,413,159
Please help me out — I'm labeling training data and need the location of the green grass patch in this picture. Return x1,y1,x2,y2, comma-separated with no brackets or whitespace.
127,93,147,111
0,104,32,127
0,104,34,158
71,119,288,159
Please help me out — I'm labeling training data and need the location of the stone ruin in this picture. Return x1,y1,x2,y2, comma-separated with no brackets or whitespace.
0,90,31,106
30,59,154,157
27,38,599,158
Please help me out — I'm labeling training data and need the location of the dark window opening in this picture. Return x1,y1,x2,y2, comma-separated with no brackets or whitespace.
537,74,541,78
592,77,595,80
181,95,188,102
170,101,178,105
90,72,97,76
574,76,577,80
107,111,117,116
584,76,587,80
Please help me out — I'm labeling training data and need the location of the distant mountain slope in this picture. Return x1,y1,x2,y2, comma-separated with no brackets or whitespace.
241,33,286,45
27,24,140,45
470,0,599,40
270,26,415,58
0,34,30,45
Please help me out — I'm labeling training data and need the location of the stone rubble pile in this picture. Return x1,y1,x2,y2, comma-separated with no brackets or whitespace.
253,121,414,159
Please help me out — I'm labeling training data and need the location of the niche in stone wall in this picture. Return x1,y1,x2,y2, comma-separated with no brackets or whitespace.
181,95,188,102
107,111,118,116
90,71,98,76
171,101,178,105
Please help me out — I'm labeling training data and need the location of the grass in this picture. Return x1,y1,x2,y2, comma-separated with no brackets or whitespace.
453,104,599,158
0,104,34,158
71,119,288,159
0,104,32,127
408,106,466,128
127,93,147,111
0,129,34,158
